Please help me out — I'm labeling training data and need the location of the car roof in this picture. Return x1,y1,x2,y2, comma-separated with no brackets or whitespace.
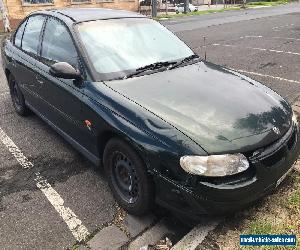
35,8,145,23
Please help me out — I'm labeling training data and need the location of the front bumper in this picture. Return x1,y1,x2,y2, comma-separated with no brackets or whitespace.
154,122,300,218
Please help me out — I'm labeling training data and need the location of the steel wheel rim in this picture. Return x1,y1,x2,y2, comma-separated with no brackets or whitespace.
111,151,139,204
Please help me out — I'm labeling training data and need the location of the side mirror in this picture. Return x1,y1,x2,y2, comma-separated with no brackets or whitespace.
49,62,81,80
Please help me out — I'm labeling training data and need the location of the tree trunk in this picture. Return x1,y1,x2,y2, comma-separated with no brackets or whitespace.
0,0,11,32
165,1,168,15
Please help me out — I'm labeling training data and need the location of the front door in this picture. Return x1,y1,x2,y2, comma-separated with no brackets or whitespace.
34,17,86,146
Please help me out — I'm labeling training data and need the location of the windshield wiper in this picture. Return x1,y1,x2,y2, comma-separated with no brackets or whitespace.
123,61,176,79
169,54,200,70
122,56,200,79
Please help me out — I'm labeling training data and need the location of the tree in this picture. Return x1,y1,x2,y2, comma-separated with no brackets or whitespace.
242,0,246,8
0,0,11,32
151,0,157,17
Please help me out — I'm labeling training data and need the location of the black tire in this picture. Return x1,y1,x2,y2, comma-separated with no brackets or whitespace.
103,138,154,215
9,74,30,116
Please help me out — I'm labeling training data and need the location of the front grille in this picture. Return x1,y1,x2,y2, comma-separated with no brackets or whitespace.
261,146,286,168
250,124,298,168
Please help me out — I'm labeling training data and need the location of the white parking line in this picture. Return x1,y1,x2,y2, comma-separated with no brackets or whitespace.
0,127,90,242
272,24,294,31
272,36,300,41
211,43,300,56
240,35,263,38
240,35,300,41
0,91,9,97
231,69,300,84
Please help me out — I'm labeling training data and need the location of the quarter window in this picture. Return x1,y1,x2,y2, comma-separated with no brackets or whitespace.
22,15,45,55
14,20,27,47
41,18,78,67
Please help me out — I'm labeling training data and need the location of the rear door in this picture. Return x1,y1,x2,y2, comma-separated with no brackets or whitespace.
8,19,27,79
12,15,46,109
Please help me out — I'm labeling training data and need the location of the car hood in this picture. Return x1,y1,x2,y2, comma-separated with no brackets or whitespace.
104,61,292,154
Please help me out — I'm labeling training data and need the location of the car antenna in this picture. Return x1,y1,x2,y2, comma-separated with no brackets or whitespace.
203,36,207,61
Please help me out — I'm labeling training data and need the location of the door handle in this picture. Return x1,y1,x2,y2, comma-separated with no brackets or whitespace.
36,75,44,85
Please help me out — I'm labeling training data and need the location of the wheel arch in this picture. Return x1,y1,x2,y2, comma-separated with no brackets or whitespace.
97,128,153,173
97,130,119,162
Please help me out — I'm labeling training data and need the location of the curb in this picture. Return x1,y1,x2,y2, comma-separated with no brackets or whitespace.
82,214,220,250
171,219,221,250
76,212,162,250
126,218,175,250
88,225,128,250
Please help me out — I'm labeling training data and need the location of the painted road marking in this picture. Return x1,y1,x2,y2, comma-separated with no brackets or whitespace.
0,127,90,242
0,129,34,169
211,43,300,56
272,24,294,31
240,35,263,38
0,91,9,97
240,35,300,41
272,24,294,29
231,69,300,84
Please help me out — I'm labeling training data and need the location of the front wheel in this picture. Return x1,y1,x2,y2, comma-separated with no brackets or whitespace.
103,138,154,215
9,75,30,116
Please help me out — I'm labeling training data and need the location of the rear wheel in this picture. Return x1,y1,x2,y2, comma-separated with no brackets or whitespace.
103,138,154,215
9,75,30,116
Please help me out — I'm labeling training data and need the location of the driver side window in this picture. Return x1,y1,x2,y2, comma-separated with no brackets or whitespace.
41,17,78,68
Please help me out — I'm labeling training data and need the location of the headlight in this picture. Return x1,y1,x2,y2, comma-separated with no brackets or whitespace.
180,154,249,177
292,111,298,124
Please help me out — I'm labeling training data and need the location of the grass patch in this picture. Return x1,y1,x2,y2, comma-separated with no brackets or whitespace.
155,7,241,20
244,219,299,250
286,189,300,211
247,0,288,6
155,0,290,20
248,221,275,235
198,160,300,249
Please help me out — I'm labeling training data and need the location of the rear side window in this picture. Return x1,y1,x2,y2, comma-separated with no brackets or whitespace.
22,15,45,55
14,20,27,47
41,17,78,67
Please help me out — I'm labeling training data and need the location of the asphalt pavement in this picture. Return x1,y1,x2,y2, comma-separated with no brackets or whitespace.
0,3,300,249
163,3,300,103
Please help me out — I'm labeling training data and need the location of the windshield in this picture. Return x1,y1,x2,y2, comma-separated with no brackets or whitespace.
76,18,194,80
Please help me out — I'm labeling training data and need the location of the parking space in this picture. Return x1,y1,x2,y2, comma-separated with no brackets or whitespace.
0,52,118,248
0,97,116,249
170,12,300,103
1,5,300,250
